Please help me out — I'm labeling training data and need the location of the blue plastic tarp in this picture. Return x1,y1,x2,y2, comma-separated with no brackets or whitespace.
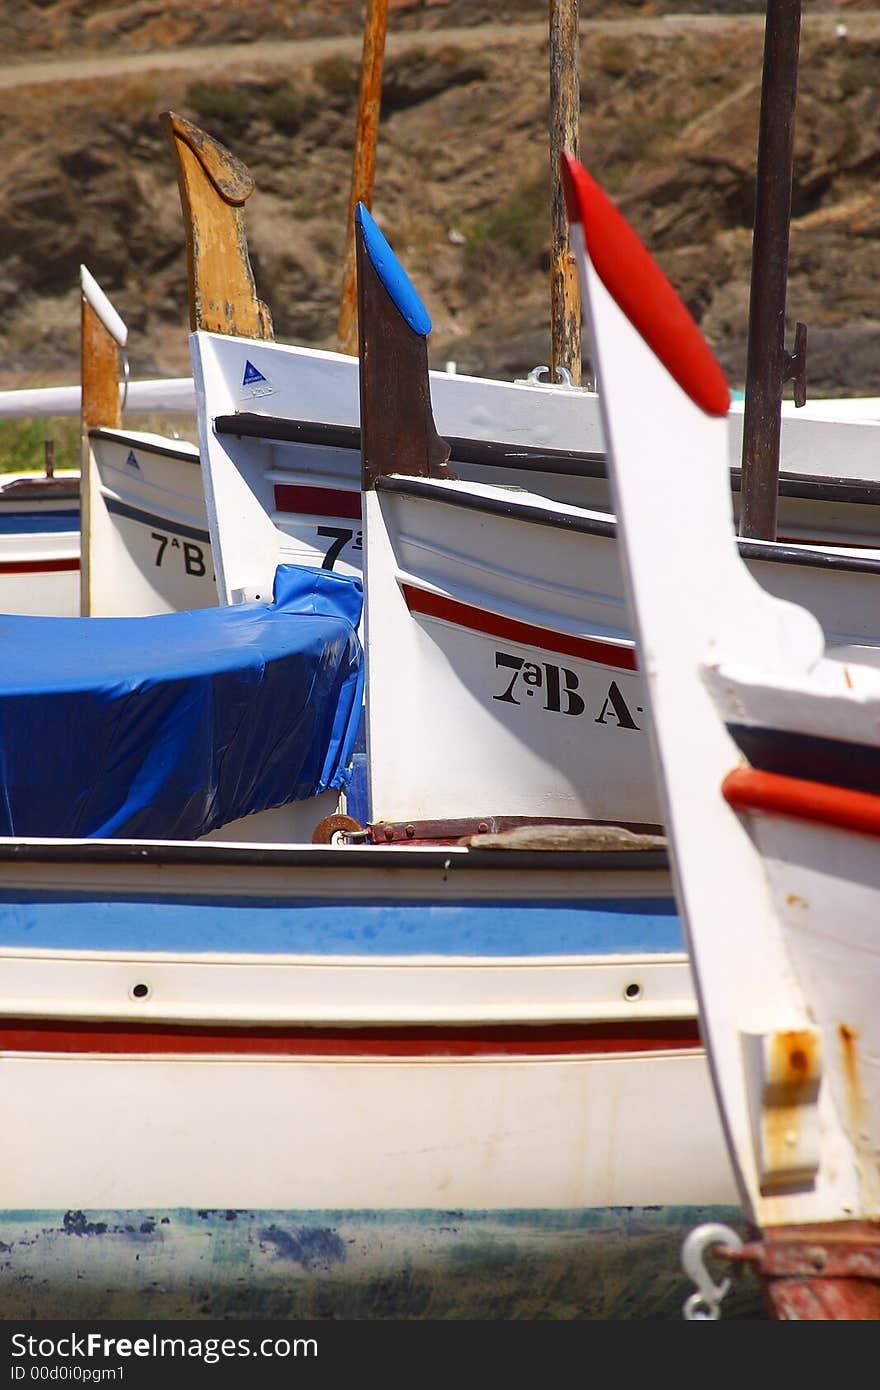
0,564,364,839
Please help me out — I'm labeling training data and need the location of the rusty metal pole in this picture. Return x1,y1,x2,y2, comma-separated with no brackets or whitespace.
739,0,802,540
337,0,389,357
549,0,581,386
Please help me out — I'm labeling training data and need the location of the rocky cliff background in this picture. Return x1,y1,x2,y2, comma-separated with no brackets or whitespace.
0,0,877,406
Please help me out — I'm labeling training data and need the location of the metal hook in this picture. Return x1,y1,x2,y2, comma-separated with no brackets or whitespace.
554,366,574,387
681,1223,743,1320
524,365,550,383
783,320,808,408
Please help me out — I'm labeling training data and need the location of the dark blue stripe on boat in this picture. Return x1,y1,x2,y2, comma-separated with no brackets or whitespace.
104,497,211,543
0,893,682,955
727,722,880,796
0,511,80,534
344,710,369,827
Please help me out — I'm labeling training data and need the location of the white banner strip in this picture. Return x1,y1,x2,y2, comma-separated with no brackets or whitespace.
0,378,197,420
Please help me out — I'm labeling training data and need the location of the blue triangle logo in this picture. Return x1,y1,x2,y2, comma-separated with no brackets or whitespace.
125,450,140,469
242,360,268,387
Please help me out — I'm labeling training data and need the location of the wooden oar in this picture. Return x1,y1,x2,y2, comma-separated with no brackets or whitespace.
337,0,389,356
161,111,273,340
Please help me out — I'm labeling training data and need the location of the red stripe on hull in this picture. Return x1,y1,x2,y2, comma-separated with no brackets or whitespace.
722,766,880,840
401,584,637,671
274,483,361,521
0,1018,701,1058
0,558,79,574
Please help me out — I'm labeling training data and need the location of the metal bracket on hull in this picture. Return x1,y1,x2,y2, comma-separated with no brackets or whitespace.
742,1027,822,1192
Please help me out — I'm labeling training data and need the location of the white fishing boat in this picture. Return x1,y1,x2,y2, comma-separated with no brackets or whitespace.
0,467,80,616
80,264,214,618
0,118,755,1319
0,358,202,621
15,106,876,626
568,148,880,1320
0,827,757,1320
312,201,880,842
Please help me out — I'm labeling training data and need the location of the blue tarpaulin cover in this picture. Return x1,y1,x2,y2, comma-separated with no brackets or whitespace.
0,564,364,838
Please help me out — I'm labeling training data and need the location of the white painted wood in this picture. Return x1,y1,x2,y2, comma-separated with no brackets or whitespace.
362,480,651,825
0,379,196,419
574,175,880,1227
0,842,736,1211
191,329,607,603
0,530,79,616
86,428,215,616
0,1049,732,1210
0,950,695,1026
80,265,128,348
193,324,880,832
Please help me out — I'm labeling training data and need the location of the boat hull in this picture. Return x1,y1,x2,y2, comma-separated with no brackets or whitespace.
0,838,745,1318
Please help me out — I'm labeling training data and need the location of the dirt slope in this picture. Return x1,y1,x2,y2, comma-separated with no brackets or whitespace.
0,2,878,398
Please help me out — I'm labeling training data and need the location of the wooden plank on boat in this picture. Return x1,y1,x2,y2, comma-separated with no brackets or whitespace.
162,110,273,340
460,824,667,851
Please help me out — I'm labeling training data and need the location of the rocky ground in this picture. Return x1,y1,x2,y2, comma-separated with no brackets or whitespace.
0,0,878,402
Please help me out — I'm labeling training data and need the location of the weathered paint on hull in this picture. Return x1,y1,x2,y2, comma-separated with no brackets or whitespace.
0,1206,766,1321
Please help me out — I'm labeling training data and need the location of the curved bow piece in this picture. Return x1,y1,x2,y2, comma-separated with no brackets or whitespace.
161,110,273,340
355,201,454,490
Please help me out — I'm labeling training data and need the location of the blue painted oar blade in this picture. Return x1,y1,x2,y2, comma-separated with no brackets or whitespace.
355,201,432,338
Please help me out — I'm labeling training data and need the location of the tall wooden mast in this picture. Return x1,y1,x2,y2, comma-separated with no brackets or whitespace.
337,0,389,356
739,0,807,540
549,0,581,385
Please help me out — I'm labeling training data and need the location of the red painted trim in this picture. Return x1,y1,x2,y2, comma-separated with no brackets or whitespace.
0,558,79,574
723,766,880,840
274,483,361,521
0,1018,701,1058
401,583,637,671
560,153,730,418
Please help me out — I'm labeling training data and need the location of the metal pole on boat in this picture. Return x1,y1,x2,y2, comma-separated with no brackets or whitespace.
337,0,389,357
549,0,582,386
739,0,806,541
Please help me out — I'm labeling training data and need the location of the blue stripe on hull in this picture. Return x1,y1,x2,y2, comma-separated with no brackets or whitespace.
0,510,79,534
105,496,211,543
0,1205,762,1320
0,893,683,955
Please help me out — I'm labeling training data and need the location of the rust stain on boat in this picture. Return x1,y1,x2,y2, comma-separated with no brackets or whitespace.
838,1022,866,1141
762,1029,821,1185
770,1029,819,1089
